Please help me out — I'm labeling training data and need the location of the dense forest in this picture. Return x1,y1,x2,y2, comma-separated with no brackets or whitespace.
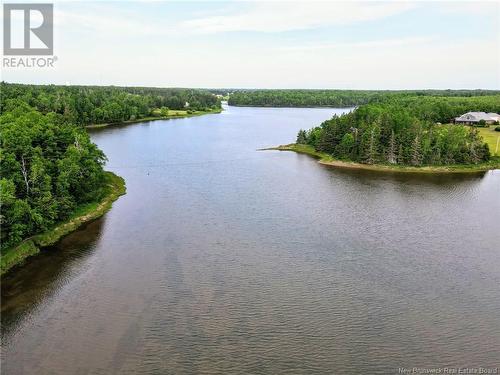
1,83,221,126
228,89,500,108
1,85,499,250
0,83,221,251
0,99,107,249
296,95,500,167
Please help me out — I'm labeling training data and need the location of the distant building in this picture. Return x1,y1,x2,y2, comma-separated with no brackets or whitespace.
454,112,500,125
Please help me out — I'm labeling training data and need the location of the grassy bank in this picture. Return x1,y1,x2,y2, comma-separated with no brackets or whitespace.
476,126,500,156
85,108,222,129
1,171,126,276
266,144,500,173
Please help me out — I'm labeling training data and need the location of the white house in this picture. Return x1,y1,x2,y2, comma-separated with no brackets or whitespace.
454,112,500,125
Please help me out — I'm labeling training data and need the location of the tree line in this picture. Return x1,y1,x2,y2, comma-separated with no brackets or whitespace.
227,89,500,108
296,95,500,166
0,82,221,251
1,100,107,249
1,82,221,126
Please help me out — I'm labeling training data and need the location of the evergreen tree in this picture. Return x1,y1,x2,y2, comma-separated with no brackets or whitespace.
387,130,397,164
411,134,423,166
296,94,495,167
296,130,307,144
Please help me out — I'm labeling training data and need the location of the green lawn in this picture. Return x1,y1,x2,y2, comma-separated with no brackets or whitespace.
476,126,500,156
167,109,188,116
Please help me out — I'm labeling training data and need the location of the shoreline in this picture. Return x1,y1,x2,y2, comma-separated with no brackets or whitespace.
85,108,222,129
264,144,500,174
1,171,126,276
228,104,356,109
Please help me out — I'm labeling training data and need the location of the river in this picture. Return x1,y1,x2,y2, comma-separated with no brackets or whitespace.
2,105,500,374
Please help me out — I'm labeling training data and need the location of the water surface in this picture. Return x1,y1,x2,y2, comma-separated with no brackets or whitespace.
2,105,500,374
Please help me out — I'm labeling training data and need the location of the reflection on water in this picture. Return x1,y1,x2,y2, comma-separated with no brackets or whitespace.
2,106,500,374
326,165,487,183
1,218,106,336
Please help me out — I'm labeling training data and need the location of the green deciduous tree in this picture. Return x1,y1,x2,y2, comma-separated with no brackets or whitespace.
0,104,106,249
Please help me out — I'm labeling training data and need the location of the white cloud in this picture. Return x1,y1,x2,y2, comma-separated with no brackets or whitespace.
180,1,417,33
54,2,417,37
279,36,436,51
55,5,170,36
3,1,498,89
436,1,499,16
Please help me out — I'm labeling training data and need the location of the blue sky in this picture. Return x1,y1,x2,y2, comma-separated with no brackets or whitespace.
3,1,499,89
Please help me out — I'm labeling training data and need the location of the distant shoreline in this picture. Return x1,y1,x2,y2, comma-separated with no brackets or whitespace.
228,104,356,109
85,108,222,129
264,144,500,174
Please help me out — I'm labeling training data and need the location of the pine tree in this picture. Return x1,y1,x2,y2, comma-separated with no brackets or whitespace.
411,134,422,166
362,126,379,164
296,130,307,144
387,130,397,164
397,143,405,164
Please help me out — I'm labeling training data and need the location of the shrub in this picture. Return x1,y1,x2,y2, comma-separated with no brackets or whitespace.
494,126,500,132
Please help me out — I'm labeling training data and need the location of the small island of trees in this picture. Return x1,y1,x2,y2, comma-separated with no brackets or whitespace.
294,95,500,168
